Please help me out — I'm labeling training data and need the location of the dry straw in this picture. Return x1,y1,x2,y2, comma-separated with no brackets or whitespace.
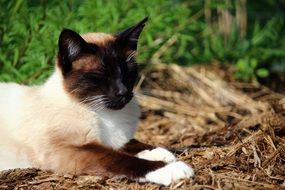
1,64,284,189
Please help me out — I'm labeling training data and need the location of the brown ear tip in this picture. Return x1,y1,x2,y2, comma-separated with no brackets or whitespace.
58,29,84,46
60,29,77,37
142,16,149,22
140,16,149,24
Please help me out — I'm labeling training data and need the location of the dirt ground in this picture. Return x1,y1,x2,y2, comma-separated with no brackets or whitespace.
0,64,285,190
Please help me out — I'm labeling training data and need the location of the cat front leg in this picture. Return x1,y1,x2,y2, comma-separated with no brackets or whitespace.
119,139,155,155
120,139,176,163
46,142,193,186
119,140,194,185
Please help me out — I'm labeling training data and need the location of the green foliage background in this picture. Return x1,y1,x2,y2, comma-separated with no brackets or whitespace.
0,0,285,84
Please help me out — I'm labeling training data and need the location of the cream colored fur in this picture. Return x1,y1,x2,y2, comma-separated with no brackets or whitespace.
0,33,140,170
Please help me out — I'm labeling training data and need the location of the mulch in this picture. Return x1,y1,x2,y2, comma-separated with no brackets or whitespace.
1,64,284,190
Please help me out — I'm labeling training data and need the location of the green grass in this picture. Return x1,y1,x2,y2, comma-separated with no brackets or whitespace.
0,0,285,84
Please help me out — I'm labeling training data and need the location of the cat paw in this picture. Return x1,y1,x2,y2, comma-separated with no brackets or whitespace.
136,147,176,163
142,161,194,186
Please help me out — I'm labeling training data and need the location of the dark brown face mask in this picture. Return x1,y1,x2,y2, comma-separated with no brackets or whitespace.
57,17,148,110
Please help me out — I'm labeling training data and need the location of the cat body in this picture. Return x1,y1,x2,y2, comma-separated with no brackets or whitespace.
0,18,194,186
0,70,139,170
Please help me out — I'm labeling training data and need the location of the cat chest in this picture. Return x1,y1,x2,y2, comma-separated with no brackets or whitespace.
97,118,137,149
91,99,140,149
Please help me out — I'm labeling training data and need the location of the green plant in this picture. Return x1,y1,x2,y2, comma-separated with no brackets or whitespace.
235,58,269,82
0,0,284,84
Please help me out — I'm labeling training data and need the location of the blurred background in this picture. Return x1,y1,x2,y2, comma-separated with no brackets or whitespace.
0,0,285,88
1,1,285,189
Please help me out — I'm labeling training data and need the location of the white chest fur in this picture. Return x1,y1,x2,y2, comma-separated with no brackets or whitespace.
95,98,141,149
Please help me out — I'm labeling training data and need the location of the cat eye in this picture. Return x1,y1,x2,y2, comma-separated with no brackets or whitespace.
126,62,137,71
86,72,107,79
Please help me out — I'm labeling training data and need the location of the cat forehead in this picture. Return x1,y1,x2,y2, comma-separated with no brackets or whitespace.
81,33,115,45
82,32,123,60
72,55,102,72
71,33,123,72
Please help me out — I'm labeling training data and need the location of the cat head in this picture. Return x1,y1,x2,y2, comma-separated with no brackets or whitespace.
57,17,148,110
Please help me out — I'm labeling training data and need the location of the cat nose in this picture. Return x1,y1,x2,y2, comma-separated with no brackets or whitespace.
116,84,128,97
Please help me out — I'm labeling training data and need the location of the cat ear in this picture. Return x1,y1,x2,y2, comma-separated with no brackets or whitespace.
58,29,88,69
117,17,148,50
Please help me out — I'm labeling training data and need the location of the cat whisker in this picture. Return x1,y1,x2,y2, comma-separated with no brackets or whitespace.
82,95,105,101
93,104,105,112
79,95,107,105
87,99,106,107
69,88,80,95
83,98,106,105
91,101,107,112
126,51,137,62
86,97,109,111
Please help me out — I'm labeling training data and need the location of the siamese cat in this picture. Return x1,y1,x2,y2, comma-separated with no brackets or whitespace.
0,17,194,186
